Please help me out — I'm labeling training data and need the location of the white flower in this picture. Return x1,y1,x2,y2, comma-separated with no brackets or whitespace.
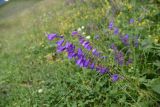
86,36,91,39
77,28,81,32
81,26,85,29
5,0,9,1
82,32,86,35
38,89,43,93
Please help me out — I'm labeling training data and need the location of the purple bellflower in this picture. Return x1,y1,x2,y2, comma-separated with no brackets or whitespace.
110,43,118,52
96,66,109,74
111,74,119,82
66,43,75,53
115,51,124,66
77,48,84,58
120,34,129,46
82,41,92,51
108,21,114,30
114,27,119,35
129,18,134,24
57,46,66,53
92,49,100,57
90,63,95,70
83,59,90,68
68,52,77,59
72,31,78,36
48,33,57,40
56,39,64,46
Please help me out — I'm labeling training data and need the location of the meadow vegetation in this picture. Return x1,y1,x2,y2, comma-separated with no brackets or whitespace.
0,0,160,106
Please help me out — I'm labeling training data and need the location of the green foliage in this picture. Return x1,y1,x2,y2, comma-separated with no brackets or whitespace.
0,0,160,106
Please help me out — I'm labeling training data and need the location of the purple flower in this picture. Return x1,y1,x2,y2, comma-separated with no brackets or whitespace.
57,46,66,53
83,59,90,68
110,43,117,51
92,49,100,57
59,35,64,38
77,48,84,58
90,63,95,70
114,27,119,35
111,74,119,82
96,66,109,74
108,21,114,30
79,37,85,44
65,42,71,48
56,39,64,46
82,41,92,50
76,57,83,67
66,43,75,53
129,18,134,24
48,33,57,40
76,56,86,67
120,34,129,46
115,51,124,65
84,44,92,50
72,31,78,36
68,52,77,59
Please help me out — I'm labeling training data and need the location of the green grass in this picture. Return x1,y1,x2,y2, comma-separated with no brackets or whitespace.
0,0,160,106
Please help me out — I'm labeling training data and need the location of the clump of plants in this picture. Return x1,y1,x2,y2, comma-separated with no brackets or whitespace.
46,0,160,106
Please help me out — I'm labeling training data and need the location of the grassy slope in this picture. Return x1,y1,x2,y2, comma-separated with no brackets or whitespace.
0,0,160,106
0,0,67,106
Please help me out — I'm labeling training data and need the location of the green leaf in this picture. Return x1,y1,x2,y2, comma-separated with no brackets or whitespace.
150,78,160,94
